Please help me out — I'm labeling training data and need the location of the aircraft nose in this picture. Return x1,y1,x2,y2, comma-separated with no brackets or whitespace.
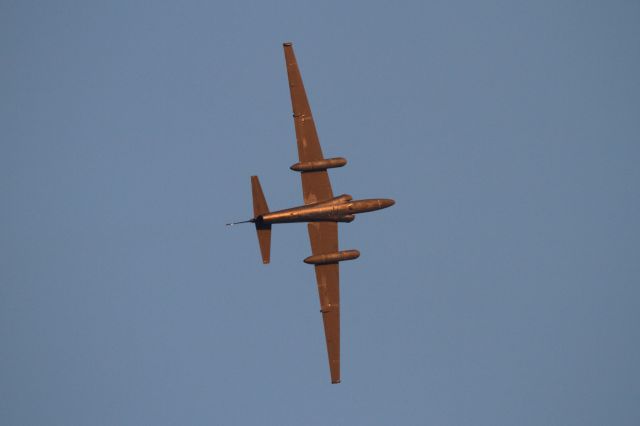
380,199,395,209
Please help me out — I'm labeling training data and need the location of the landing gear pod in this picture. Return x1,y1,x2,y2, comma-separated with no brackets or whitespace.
303,249,360,265
290,157,347,172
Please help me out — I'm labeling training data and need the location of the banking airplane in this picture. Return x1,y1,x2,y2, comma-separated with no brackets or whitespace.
228,43,394,383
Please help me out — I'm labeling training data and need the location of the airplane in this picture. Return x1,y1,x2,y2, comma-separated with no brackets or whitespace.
228,42,395,384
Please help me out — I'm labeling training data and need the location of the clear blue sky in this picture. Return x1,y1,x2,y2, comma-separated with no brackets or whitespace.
2,1,639,425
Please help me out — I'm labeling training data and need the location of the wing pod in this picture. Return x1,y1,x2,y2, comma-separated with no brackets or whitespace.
290,157,347,172
304,249,360,265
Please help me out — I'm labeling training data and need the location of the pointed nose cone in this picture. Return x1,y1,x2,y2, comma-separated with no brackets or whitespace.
380,199,395,209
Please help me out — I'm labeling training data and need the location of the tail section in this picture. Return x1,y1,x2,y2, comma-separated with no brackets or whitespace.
251,176,271,264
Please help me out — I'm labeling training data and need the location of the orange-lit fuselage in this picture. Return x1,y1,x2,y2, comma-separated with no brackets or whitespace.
258,195,395,224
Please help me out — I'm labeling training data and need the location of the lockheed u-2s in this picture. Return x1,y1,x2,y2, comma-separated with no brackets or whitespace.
228,43,394,384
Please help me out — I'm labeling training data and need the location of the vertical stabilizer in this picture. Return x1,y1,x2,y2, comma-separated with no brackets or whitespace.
251,176,271,264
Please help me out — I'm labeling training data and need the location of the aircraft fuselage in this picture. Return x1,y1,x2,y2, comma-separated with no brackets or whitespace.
257,195,394,224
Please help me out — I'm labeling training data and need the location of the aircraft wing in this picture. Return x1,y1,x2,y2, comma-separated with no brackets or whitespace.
308,222,341,384
283,43,334,205
284,43,341,383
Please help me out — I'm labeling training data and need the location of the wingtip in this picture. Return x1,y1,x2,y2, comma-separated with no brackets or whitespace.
331,380,341,384
283,41,293,47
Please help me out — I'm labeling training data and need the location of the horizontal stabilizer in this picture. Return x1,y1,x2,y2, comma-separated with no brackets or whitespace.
251,176,271,264
255,222,271,264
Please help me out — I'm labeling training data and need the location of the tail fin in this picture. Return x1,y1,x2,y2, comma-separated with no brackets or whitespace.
251,176,271,264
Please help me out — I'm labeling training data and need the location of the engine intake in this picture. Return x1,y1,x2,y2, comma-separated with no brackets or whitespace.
336,214,355,223
304,249,360,265
290,157,347,172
